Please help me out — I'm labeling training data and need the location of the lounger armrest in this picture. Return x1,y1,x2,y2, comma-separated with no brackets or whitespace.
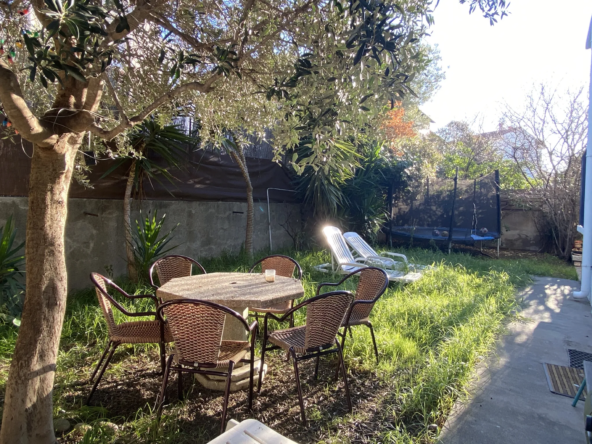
380,252,409,263
340,262,368,269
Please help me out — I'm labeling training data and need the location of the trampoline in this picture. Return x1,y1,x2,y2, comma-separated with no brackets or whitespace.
388,170,501,254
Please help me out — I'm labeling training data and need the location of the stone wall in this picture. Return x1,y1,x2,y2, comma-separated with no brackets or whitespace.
0,197,301,290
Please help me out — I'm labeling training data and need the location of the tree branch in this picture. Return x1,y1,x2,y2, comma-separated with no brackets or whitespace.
149,14,218,53
0,60,58,147
102,73,128,124
90,75,220,140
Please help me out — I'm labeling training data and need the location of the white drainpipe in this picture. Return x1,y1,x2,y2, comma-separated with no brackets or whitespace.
573,16,592,300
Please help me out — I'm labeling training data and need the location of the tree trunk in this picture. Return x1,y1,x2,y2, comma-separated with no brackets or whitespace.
0,134,82,444
124,160,138,282
229,149,254,258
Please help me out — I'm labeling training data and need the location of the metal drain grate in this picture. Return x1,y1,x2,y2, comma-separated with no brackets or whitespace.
568,349,592,369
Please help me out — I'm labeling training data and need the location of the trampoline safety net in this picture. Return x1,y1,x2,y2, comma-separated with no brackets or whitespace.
390,171,501,243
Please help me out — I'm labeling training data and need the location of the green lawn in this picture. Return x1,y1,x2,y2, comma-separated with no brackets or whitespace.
0,248,577,443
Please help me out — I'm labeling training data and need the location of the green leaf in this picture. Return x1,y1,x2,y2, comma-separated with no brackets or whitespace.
359,94,373,104
64,65,86,82
47,19,61,38
353,43,366,66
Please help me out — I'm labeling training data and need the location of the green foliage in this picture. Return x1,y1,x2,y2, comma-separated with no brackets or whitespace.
342,142,408,240
131,211,178,283
22,0,116,88
440,142,530,189
295,138,408,240
0,216,25,326
102,120,194,194
294,138,361,218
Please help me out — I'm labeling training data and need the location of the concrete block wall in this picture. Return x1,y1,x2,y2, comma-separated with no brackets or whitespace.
0,197,301,290
500,209,547,252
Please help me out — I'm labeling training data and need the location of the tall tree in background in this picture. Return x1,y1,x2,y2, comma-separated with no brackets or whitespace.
499,84,588,259
435,120,530,189
0,0,510,440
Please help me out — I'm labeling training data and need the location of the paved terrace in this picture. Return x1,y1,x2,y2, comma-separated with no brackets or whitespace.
440,277,590,444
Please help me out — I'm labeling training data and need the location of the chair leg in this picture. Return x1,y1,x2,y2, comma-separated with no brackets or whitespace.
290,348,306,424
87,342,118,404
336,339,352,413
159,341,166,374
314,354,320,380
177,370,183,401
156,355,174,417
367,322,379,364
573,378,586,406
220,361,235,435
90,340,112,383
335,329,348,381
258,336,268,393
249,348,255,410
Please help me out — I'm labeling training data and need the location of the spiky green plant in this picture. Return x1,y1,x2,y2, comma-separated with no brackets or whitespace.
131,211,179,283
0,216,25,326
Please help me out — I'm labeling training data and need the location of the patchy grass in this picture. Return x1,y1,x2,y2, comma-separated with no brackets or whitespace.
0,248,577,443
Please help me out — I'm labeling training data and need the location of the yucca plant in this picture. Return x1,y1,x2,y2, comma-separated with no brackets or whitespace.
0,216,25,326
131,211,179,283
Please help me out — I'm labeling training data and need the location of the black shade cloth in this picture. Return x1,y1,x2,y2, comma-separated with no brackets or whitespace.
0,137,298,202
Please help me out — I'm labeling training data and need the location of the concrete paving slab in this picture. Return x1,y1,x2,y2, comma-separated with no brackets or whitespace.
439,277,592,444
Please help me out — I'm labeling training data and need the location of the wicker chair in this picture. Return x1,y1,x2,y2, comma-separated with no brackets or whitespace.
155,299,257,434
258,291,354,423
149,255,207,290
316,267,388,364
88,273,173,404
248,255,302,327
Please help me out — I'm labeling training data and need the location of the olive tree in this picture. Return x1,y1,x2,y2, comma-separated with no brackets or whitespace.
0,0,509,441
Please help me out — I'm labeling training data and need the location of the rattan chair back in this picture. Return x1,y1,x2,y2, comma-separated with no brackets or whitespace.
91,272,118,335
304,291,353,351
249,255,303,280
158,300,250,365
350,267,389,320
150,255,207,288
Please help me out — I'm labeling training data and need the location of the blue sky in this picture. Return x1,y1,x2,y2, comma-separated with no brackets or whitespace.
422,0,592,131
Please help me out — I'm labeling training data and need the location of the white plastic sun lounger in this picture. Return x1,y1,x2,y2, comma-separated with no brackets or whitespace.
343,231,429,283
314,226,422,283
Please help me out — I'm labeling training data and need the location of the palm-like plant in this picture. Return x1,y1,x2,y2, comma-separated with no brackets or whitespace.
132,211,179,283
294,138,361,219
342,142,406,240
102,119,194,282
0,216,25,326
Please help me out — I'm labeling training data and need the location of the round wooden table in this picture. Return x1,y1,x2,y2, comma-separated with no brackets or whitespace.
156,272,305,392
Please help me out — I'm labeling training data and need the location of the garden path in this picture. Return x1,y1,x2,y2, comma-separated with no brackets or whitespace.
440,277,589,444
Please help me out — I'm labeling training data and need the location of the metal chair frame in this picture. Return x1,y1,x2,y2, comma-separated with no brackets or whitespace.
258,291,353,423
248,255,303,329
316,267,389,364
149,254,207,289
88,273,168,404
154,299,257,434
